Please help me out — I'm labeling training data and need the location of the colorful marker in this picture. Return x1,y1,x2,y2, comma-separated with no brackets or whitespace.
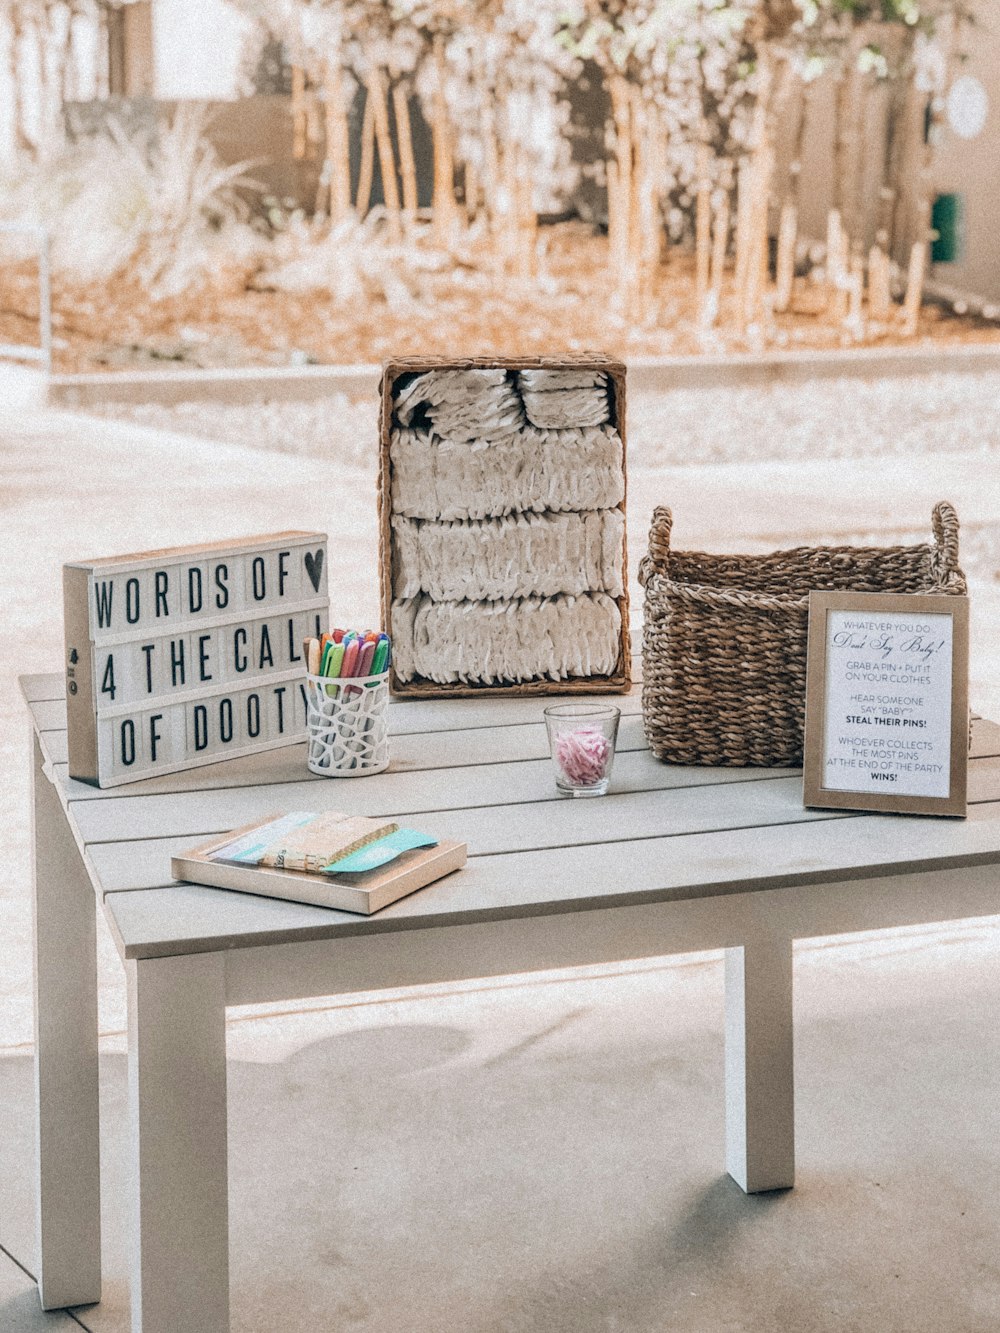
306,631,391,681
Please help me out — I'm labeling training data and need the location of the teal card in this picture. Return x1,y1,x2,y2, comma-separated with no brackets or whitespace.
323,828,438,875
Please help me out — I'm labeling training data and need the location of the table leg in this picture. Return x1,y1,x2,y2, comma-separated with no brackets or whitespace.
127,952,229,1333
32,730,101,1309
724,934,795,1193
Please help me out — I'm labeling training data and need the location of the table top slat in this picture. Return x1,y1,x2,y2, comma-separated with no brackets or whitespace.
104,799,1000,958
83,752,1000,897
26,675,1000,808
70,748,794,844
23,672,642,745
30,698,68,732
38,706,650,798
20,673,64,704
85,773,846,893
59,716,1000,841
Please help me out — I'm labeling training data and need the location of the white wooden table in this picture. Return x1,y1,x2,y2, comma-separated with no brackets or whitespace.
24,670,1000,1332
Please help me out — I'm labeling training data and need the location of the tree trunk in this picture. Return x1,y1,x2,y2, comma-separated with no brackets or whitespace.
846,255,865,338
0,12,19,167
481,106,501,231
39,3,70,156
60,0,77,104
292,63,307,161
825,208,851,321
608,75,633,286
906,12,961,324
515,149,536,278
629,85,649,286
850,78,874,255
868,243,892,322
392,79,419,218
464,158,479,223
734,150,774,332
833,47,864,250
901,239,926,336
732,159,752,330
365,63,401,240
355,89,376,215
324,60,352,223
705,192,730,329
742,145,774,330
773,202,797,314
695,140,712,314
786,78,810,213
876,34,915,260
733,56,775,332
432,35,457,241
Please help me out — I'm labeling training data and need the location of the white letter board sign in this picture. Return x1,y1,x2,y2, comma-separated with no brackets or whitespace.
63,531,329,787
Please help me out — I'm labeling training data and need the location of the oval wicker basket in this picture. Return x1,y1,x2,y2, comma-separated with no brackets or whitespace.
638,502,967,768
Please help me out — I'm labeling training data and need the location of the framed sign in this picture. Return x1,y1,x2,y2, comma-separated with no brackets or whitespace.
803,591,969,817
64,531,328,787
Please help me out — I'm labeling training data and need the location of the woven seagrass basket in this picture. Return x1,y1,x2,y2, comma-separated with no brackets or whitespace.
378,354,631,698
638,502,967,768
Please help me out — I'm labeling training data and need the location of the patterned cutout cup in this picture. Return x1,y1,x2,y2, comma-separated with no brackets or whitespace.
305,671,390,777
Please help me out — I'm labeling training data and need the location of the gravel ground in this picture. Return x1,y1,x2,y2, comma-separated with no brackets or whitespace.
91,368,1000,469
638,371,1000,466
89,370,1000,587
91,395,376,463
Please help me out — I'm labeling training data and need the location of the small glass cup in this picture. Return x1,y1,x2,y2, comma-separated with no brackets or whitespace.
543,703,620,798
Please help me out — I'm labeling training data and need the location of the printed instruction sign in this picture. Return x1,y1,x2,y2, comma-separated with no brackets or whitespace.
803,591,969,817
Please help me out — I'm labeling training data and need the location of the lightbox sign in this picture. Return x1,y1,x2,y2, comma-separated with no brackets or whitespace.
63,532,329,786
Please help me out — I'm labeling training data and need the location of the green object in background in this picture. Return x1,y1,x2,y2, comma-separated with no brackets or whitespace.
931,193,964,264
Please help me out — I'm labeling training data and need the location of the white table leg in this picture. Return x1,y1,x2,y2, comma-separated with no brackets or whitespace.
725,934,795,1193
127,953,229,1333
32,730,101,1309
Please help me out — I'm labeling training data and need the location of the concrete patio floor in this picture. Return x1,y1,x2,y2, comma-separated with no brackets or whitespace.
3,369,1000,1330
4,928,1000,1332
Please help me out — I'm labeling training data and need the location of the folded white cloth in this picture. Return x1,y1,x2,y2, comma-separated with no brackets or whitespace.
390,424,625,521
391,592,622,685
394,368,507,418
521,385,610,429
394,368,525,442
518,369,608,392
392,509,625,601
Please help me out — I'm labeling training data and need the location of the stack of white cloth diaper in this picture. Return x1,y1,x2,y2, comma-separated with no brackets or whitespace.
394,368,525,442
387,364,626,686
518,369,610,430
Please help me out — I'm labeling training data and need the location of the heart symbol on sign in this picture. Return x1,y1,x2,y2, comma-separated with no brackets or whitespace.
304,548,324,593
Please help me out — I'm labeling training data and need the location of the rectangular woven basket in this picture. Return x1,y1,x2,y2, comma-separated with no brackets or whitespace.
378,354,631,698
638,502,967,767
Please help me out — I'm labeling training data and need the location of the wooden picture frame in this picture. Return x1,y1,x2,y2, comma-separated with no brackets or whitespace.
377,354,631,699
803,590,969,817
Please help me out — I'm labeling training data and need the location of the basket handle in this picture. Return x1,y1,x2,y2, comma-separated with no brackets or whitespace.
931,501,961,579
638,506,673,587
